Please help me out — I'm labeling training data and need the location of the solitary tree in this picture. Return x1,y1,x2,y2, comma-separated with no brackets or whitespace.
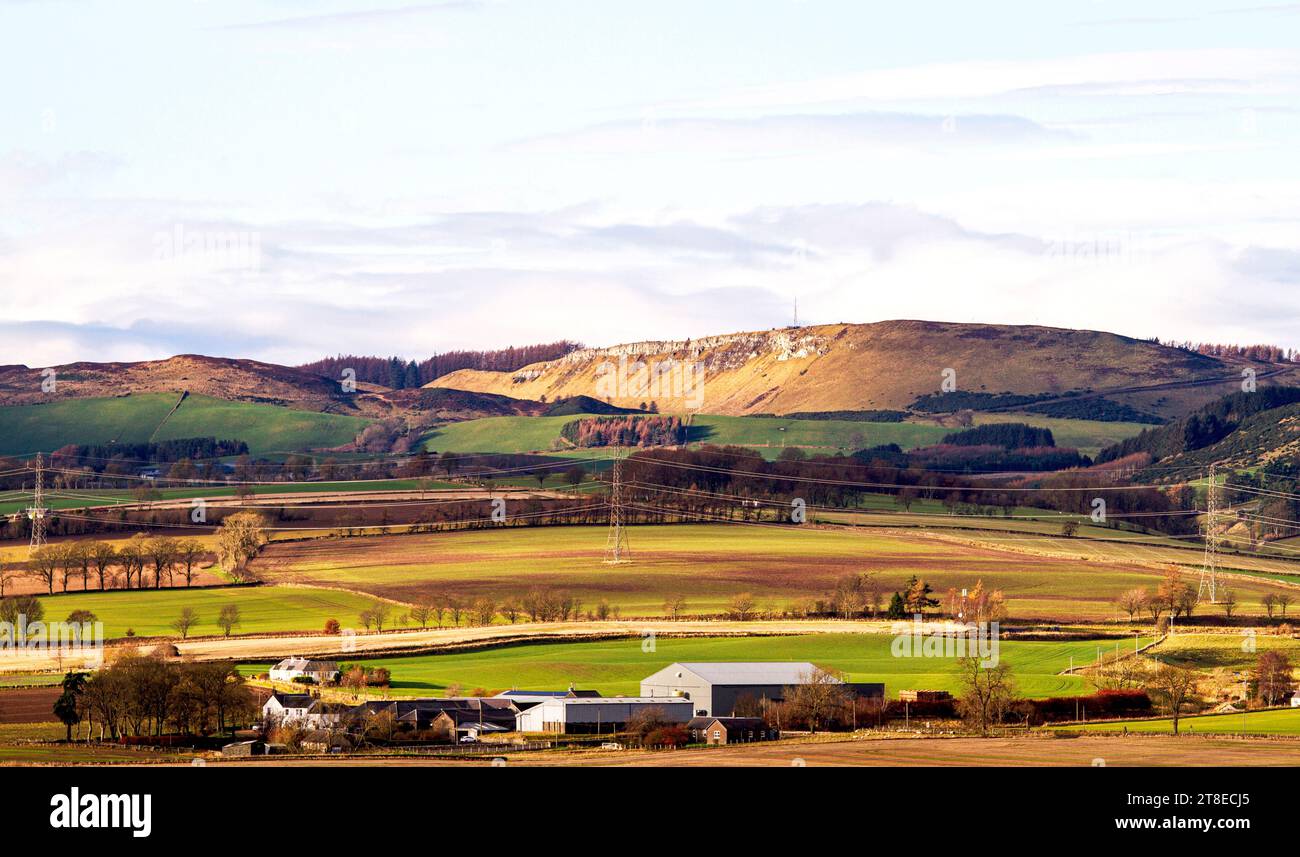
1147,662,1199,734
52,672,87,741
171,607,199,639
217,604,242,637
955,656,1016,737
1116,588,1148,622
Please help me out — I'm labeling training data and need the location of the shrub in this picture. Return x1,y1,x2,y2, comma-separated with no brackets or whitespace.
643,725,689,748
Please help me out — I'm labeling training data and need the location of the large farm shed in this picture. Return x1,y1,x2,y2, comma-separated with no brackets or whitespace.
515,697,693,734
639,662,884,717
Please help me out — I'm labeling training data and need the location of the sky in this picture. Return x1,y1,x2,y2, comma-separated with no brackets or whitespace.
1,0,1298,366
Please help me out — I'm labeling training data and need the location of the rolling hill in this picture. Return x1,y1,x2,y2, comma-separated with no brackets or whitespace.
431,320,1297,419
0,393,370,456
0,354,390,416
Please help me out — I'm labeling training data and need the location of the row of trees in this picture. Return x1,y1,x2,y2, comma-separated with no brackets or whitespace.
351,587,608,631
1114,570,1225,622
298,342,582,390
55,652,257,740
22,536,207,595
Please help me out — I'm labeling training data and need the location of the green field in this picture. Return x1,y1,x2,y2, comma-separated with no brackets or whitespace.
421,411,1149,460
968,413,1152,458
252,522,1300,621
0,393,370,456
1066,707,1300,735
424,413,950,457
686,415,948,458
0,477,461,517
25,585,378,639
241,633,1133,698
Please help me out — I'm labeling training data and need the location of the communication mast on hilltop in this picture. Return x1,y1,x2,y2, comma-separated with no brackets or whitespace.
603,447,630,564
27,452,48,555
1198,463,1220,603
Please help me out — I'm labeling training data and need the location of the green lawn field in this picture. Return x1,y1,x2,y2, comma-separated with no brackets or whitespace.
251,522,1300,621
1065,706,1300,735
0,393,369,457
24,585,378,639
241,633,1137,698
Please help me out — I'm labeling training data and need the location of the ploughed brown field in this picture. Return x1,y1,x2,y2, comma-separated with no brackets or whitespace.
0,687,59,723
178,734,1300,768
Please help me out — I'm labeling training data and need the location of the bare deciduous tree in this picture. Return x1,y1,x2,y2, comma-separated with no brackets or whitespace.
171,607,199,639
1147,663,1200,734
783,667,851,732
955,656,1016,737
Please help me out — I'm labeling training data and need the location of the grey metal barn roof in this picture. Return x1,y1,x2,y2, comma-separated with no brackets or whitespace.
665,662,829,685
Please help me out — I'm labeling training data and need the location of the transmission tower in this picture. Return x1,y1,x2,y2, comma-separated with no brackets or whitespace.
1197,463,1219,603
603,447,630,564
27,452,48,555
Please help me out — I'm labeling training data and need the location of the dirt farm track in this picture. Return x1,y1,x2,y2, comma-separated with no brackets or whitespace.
181,734,1300,768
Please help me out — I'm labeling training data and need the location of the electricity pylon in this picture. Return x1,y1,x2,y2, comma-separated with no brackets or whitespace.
603,447,630,564
27,452,48,555
1197,464,1219,603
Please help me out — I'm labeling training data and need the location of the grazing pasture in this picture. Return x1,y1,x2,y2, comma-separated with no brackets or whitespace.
0,393,368,456
22,585,378,639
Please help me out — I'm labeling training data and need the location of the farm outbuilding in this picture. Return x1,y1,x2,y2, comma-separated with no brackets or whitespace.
687,717,777,745
639,662,883,717
515,697,693,734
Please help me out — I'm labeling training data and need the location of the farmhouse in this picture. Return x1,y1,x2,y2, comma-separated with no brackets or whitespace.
639,662,883,717
515,697,693,734
687,716,777,745
262,692,347,729
269,657,341,685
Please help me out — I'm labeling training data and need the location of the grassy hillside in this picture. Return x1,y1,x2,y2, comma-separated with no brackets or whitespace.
424,412,951,456
967,413,1151,458
688,414,947,455
241,634,1135,698
0,393,370,456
